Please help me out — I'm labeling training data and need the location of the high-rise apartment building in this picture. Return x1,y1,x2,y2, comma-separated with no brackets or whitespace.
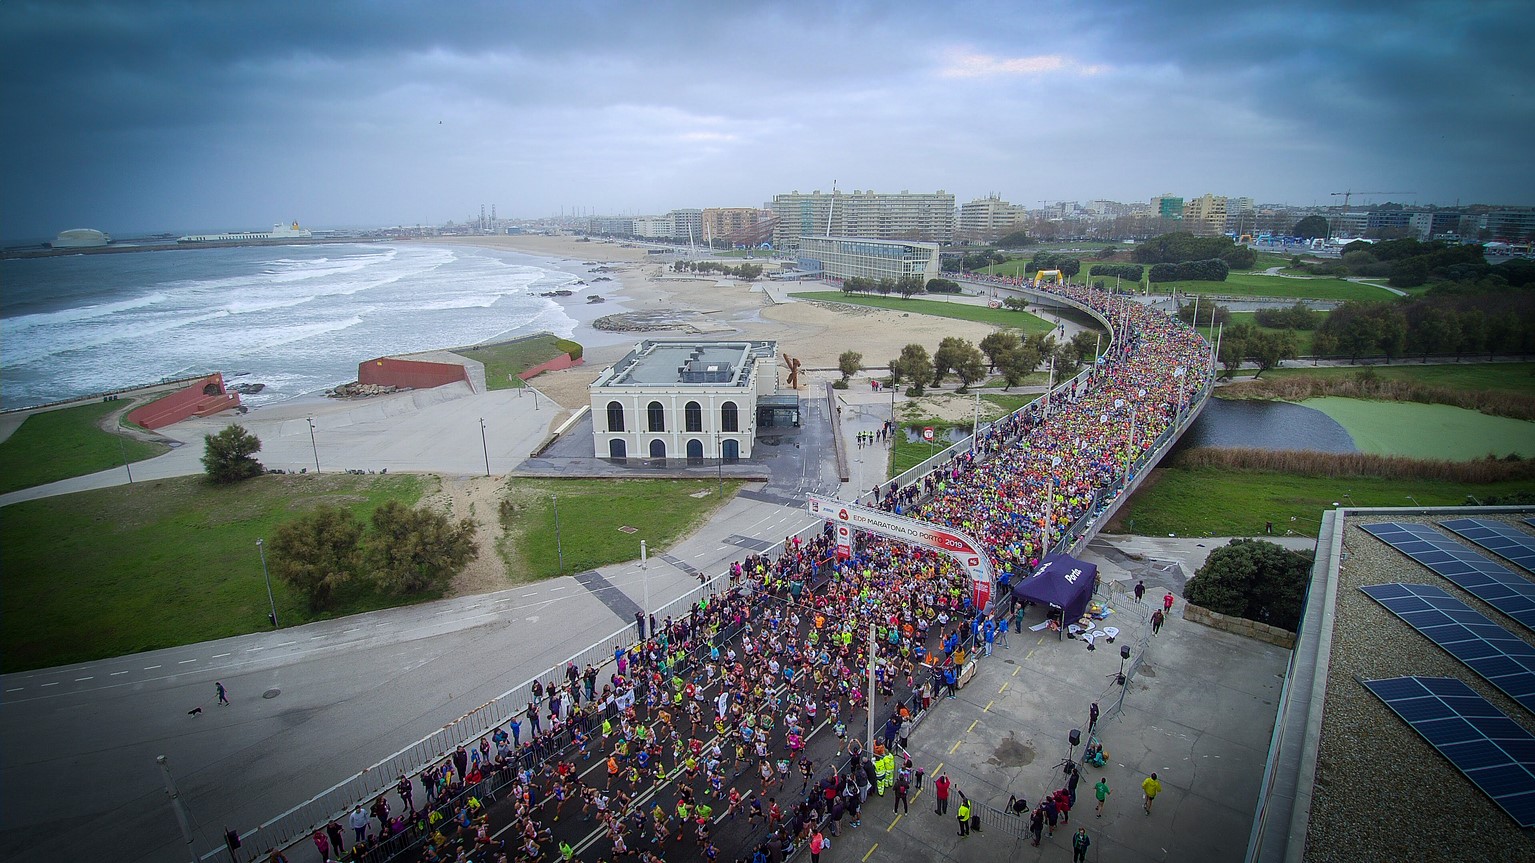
1149,194,1184,220
1183,193,1228,237
957,195,1029,241
701,208,774,245
769,189,955,250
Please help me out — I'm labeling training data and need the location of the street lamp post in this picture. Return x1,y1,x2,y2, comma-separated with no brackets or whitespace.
256,538,278,628
306,418,320,475
552,494,565,574
479,418,490,477
117,434,135,484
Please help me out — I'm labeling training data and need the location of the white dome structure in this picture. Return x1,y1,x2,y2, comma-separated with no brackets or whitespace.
52,228,110,248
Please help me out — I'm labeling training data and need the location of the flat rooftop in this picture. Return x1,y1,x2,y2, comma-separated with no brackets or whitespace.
595,340,776,388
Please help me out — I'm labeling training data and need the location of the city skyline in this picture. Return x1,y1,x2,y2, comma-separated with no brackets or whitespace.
2,0,1532,242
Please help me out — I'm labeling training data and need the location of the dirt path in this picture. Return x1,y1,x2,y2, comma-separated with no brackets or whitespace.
423,475,512,596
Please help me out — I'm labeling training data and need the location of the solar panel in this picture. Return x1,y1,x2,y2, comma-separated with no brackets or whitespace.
1360,522,1535,632
1362,676,1535,827
1440,517,1535,574
1358,583,1535,714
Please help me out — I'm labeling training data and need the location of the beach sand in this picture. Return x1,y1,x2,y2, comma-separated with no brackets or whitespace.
433,235,1000,410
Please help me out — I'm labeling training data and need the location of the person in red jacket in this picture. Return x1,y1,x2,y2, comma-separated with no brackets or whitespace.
934,774,951,816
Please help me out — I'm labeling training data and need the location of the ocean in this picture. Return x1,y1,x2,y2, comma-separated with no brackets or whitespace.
1,243,589,410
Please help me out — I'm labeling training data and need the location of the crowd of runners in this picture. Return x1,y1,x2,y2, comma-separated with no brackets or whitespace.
297,282,1210,863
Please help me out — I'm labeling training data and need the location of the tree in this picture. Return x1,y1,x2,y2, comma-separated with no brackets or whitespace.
1218,323,1254,377
1388,257,1429,288
1069,331,1099,364
896,276,924,298
1250,330,1297,378
1185,539,1312,631
270,505,363,611
367,501,478,595
952,342,987,392
996,343,1041,390
931,336,967,386
978,332,1022,372
894,343,932,395
838,350,863,382
202,424,264,483
995,230,1032,248
926,278,962,293
1292,215,1330,239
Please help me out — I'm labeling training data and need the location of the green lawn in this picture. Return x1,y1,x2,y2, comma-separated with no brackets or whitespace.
1154,272,1394,301
457,334,583,391
980,393,1039,415
1301,397,1534,459
0,401,171,495
0,473,429,672
791,292,1052,333
1260,362,1535,396
501,478,740,580
1105,467,1533,538
1195,312,1327,356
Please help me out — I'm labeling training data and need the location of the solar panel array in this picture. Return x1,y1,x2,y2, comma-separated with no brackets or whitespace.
1360,522,1535,631
1362,676,1535,827
1358,583,1535,714
1440,517,1535,574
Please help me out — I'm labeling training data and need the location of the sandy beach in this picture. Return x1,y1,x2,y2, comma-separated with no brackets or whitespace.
433,235,1000,410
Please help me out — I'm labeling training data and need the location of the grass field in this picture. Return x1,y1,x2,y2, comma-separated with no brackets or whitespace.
1260,362,1535,396
457,334,583,391
0,401,171,495
980,392,1039,415
1105,467,1532,538
1195,311,1327,356
500,478,740,580
791,292,1052,333
1301,397,1534,459
0,472,429,672
1155,272,1394,301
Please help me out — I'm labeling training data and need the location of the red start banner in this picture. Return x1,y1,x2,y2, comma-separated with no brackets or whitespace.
806,494,994,609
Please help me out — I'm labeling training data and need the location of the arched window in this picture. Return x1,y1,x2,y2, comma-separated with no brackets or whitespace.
608,439,627,460
722,438,740,461
686,439,704,464
647,401,665,432
721,401,739,432
606,401,625,432
649,439,666,459
684,401,703,432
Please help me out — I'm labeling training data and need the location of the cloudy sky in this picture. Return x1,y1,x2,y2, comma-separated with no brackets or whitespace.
2,0,1531,241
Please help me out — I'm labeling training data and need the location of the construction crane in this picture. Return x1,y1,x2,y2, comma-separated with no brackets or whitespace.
1330,190,1415,209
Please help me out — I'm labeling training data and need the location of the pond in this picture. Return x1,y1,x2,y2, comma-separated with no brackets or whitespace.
1177,397,1357,453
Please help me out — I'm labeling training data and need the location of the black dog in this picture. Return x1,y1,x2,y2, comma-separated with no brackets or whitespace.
188,707,203,717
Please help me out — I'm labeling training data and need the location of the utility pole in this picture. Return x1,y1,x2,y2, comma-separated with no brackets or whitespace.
117,434,134,484
479,418,490,477
257,538,277,628
157,755,199,863
552,494,564,574
867,620,877,755
306,418,320,475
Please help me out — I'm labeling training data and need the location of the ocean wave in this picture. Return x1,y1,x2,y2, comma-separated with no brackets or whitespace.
1,291,169,332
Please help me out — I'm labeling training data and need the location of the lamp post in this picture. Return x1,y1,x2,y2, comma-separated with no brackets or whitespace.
156,755,199,863
552,494,565,574
306,418,320,475
640,540,650,628
479,418,490,477
256,538,278,628
117,434,135,484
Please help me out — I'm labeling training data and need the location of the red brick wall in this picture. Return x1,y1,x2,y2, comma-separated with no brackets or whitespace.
358,357,468,390
127,373,241,430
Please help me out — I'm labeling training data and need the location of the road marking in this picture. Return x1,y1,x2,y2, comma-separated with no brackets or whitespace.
934,762,944,775
983,700,994,713
310,635,325,640
40,682,58,687
277,641,298,647
967,720,978,733
433,609,456,616
178,659,196,664
1012,667,1020,677
247,647,264,652
343,628,359,634
862,843,878,861
948,739,962,754
76,677,93,681
888,813,902,831
549,586,567,591
521,592,538,597
213,653,230,658
110,671,128,676
999,682,1009,694
145,665,161,670
5,687,22,692
1025,649,1036,660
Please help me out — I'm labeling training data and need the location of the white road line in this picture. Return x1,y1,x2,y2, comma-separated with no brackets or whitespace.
433,609,456,616
75,677,93,681
277,641,298,647
247,647,265,652
145,665,161,670
521,592,538,597
177,659,196,664
310,635,325,640
39,682,58,687
212,653,231,658
110,671,128,676
6,687,22,692
549,586,567,591
343,628,359,634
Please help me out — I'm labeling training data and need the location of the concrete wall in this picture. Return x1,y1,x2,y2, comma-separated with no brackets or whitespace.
126,373,240,430
516,353,583,381
1183,602,1297,649
358,357,468,391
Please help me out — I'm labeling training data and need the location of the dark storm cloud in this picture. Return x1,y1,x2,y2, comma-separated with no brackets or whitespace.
1,0,1530,240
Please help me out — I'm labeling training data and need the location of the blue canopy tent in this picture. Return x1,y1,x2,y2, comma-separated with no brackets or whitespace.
1011,554,1098,639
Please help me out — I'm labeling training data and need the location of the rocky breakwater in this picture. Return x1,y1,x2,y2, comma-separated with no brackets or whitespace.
327,381,401,399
